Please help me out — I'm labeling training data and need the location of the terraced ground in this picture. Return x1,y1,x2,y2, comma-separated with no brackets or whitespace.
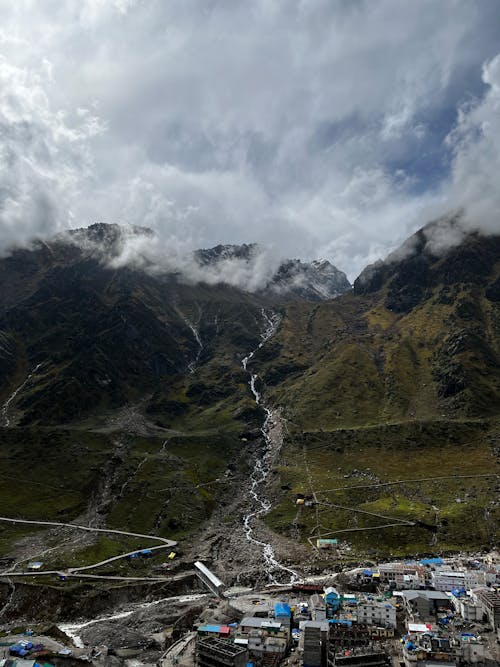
265,420,499,558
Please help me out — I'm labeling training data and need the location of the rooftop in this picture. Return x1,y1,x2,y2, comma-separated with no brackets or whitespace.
474,588,500,609
402,590,450,601
197,636,247,657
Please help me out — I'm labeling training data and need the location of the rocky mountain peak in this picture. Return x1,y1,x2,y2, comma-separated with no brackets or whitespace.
192,241,351,300
194,243,259,265
266,257,351,301
354,217,500,312
62,222,154,259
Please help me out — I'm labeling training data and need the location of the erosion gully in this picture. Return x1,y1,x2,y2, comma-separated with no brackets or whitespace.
241,309,298,584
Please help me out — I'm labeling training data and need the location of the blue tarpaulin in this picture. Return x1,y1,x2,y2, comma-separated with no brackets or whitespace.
275,602,291,617
420,557,444,565
452,588,466,597
329,619,352,626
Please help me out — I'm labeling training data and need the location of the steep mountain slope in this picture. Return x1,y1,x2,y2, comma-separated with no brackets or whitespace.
260,220,500,428
0,220,498,569
253,219,500,556
0,226,351,427
0,224,350,573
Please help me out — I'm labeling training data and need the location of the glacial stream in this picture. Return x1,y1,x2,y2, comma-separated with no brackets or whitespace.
241,309,298,584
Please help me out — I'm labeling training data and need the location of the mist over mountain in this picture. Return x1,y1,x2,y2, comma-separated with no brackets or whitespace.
11,223,350,298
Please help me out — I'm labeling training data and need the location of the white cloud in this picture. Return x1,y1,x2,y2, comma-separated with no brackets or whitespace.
444,53,500,234
0,0,498,279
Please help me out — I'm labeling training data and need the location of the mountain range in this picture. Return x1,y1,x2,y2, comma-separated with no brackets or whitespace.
0,218,498,569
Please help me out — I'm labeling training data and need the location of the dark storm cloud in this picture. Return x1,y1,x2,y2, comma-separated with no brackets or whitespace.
0,0,499,281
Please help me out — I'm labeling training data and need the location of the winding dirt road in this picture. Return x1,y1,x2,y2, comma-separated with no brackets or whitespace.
0,516,177,581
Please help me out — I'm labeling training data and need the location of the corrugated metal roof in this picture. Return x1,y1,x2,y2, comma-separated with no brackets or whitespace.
194,561,224,588
198,625,220,633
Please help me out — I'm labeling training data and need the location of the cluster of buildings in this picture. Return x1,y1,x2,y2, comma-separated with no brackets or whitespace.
195,589,397,667
358,557,500,593
196,603,293,667
193,555,500,667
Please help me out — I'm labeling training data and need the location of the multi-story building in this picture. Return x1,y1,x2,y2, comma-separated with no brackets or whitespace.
484,567,500,585
328,647,391,667
401,590,452,621
302,620,329,667
327,625,390,667
472,588,500,629
196,636,248,667
310,593,327,621
431,569,485,591
356,601,396,629
237,617,288,640
402,633,456,667
376,563,426,589
236,616,289,662
449,591,483,622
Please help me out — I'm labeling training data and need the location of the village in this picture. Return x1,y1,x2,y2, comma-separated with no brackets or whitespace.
185,552,500,667
2,551,499,667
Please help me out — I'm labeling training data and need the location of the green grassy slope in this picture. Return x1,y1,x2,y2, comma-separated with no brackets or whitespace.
257,228,500,556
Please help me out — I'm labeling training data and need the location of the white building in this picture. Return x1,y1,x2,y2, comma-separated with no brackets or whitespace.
376,563,426,589
356,600,397,629
431,569,485,591
485,567,500,585
450,592,482,622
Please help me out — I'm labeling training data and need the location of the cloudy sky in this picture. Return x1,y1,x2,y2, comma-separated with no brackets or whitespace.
1,0,500,279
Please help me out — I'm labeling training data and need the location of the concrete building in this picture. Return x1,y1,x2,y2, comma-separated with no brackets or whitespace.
401,590,452,621
310,593,327,621
328,623,372,649
196,636,248,667
458,634,486,665
402,633,456,667
472,588,500,629
274,602,291,628
248,633,287,661
237,617,288,639
484,568,500,585
328,648,390,667
325,587,341,614
236,615,289,662
356,601,396,629
303,620,329,667
317,538,338,550
450,592,482,623
431,569,485,591
376,563,426,589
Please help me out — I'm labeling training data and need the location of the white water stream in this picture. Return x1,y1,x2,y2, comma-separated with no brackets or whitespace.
176,306,203,373
241,309,298,584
